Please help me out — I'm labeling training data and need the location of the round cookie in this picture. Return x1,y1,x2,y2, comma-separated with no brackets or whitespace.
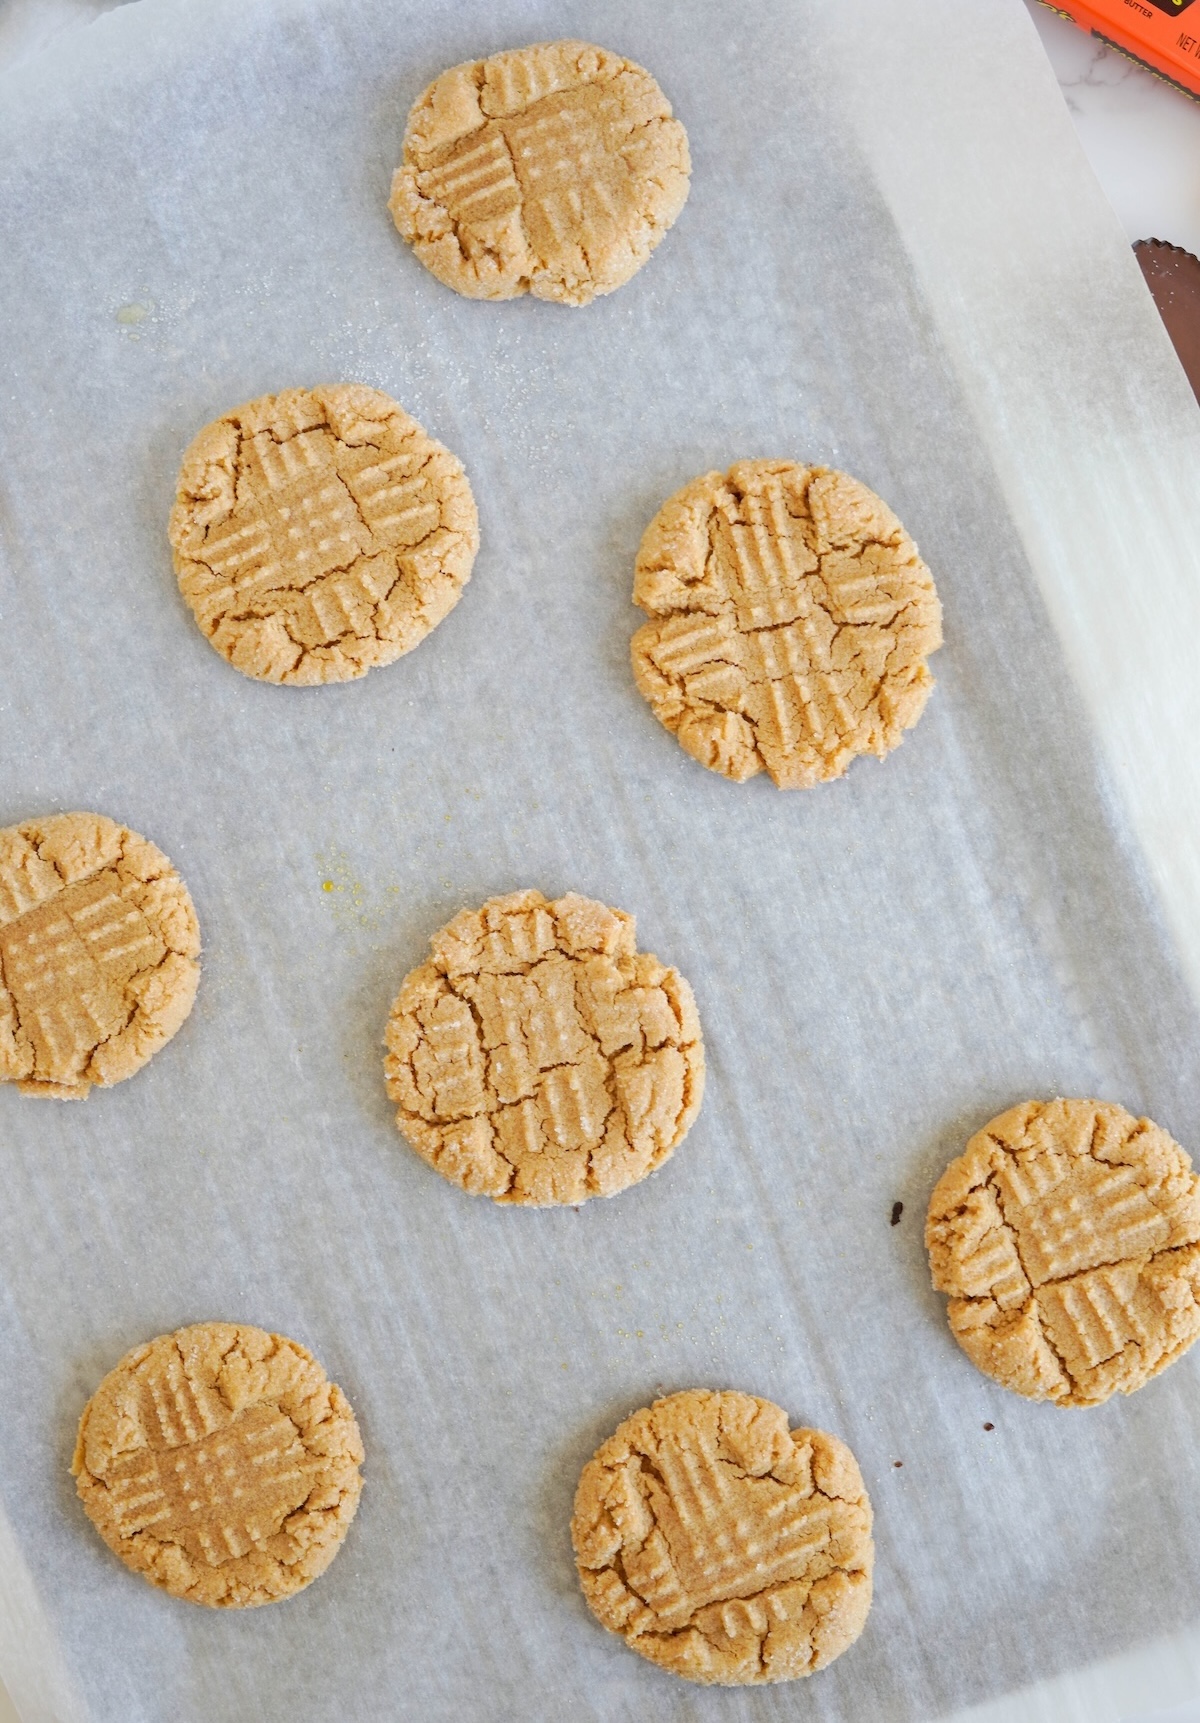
926,1098,1200,1407
631,461,943,787
168,384,479,685
0,812,200,1099
572,1390,874,1686
383,889,704,1205
73,1322,364,1607
389,40,690,306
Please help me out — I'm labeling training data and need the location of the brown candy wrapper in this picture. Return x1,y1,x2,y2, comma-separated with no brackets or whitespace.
1135,238,1200,403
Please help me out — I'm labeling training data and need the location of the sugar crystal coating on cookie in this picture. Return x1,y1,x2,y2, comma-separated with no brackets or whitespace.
390,41,690,305
631,461,942,787
383,889,705,1205
572,1389,874,1685
926,1098,1200,1407
73,1322,363,1607
169,384,478,685
0,812,200,1099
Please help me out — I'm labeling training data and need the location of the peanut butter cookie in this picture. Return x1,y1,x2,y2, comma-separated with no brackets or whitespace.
0,812,200,1099
572,1389,874,1685
926,1098,1200,1407
383,889,704,1205
73,1322,363,1607
169,384,478,685
631,461,942,787
389,41,690,305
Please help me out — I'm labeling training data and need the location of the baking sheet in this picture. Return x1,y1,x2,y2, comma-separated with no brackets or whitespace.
3,1,1200,1718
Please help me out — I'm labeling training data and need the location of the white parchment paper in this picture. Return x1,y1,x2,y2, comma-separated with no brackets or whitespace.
3,2,1200,1719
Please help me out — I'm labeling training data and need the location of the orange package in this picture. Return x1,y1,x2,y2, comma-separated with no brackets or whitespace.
1039,0,1200,99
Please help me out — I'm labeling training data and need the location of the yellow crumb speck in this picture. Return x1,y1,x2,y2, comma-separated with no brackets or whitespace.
322,880,335,892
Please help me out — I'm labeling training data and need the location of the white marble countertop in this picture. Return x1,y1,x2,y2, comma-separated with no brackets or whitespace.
1025,0,1200,259
0,6,1198,1722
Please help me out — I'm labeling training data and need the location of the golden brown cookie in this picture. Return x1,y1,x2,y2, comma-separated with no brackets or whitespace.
383,889,704,1205
0,812,200,1100
73,1322,364,1607
572,1390,874,1686
389,40,690,305
168,384,479,685
926,1098,1200,1407
631,461,943,787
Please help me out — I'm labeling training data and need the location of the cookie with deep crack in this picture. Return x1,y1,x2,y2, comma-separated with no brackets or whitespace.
73,1322,364,1607
169,384,479,685
0,811,200,1099
631,461,943,787
383,889,704,1205
926,1098,1200,1407
572,1389,874,1685
389,41,690,305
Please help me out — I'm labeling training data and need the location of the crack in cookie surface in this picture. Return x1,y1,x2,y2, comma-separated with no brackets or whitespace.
0,812,200,1099
73,1322,363,1607
572,1390,873,1685
169,384,479,685
631,461,943,787
389,40,690,305
925,1098,1200,1406
383,889,705,1205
